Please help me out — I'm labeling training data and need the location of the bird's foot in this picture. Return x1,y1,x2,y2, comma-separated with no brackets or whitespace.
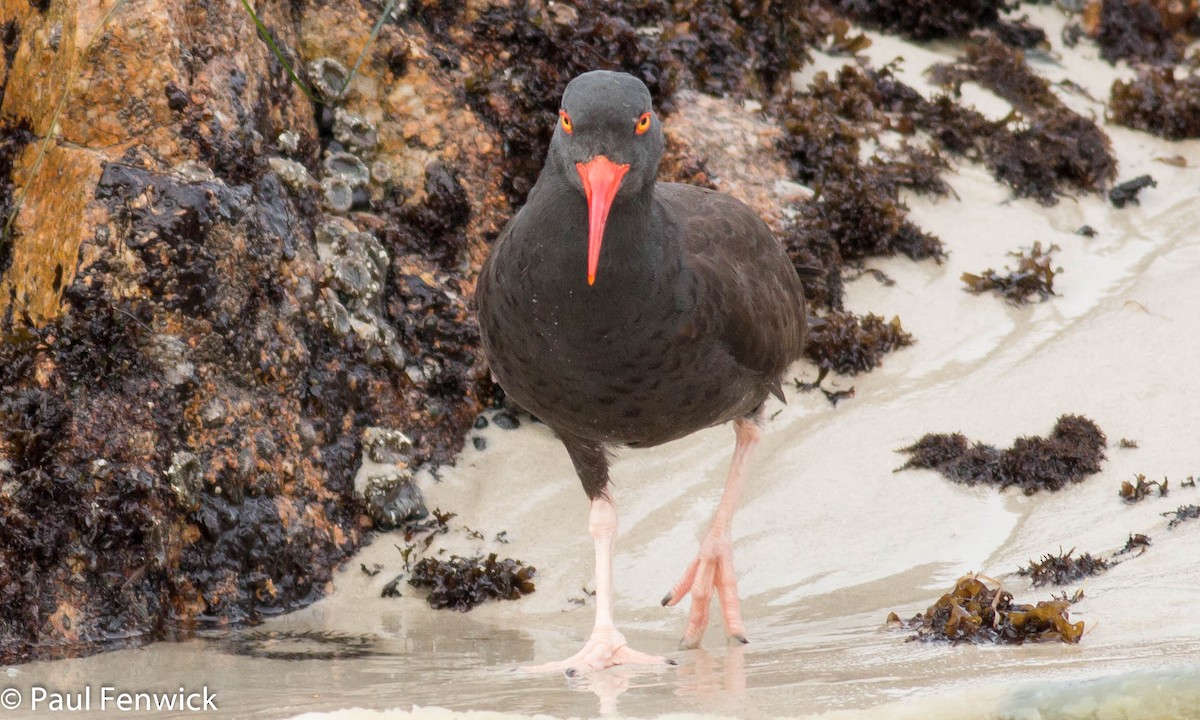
523,626,673,677
661,532,746,649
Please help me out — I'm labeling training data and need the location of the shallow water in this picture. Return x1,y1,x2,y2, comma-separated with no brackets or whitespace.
8,8,1200,720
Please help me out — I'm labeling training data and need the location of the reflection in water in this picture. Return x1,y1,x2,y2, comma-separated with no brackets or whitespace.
675,646,746,698
562,646,750,718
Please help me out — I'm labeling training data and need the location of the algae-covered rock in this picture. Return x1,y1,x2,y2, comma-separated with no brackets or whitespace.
0,0,493,663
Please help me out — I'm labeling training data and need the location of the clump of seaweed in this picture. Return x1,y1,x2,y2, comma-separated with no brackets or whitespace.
1114,533,1152,558
887,573,1084,644
993,15,1049,49
803,311,914,376
408,553,536,612
1109,174,1157,207
1092,0,1197,66
984,111,1116,205
907,37,1118,205
834,0,1011,41
1163,505,1200,529
962,242,1060,305
1018,548,1110,586
778,66,949,284
897,414,1107,494
928,35,1057,111
1110,69,1200,139
1121,474,1169,502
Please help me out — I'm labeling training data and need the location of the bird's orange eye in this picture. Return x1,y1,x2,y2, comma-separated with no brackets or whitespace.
635,112,652,135
560,110,573,134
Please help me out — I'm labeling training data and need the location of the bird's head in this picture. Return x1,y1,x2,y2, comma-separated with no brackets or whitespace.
550,70,664,286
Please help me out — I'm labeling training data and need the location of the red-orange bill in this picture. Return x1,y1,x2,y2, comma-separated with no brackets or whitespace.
576,156,629,286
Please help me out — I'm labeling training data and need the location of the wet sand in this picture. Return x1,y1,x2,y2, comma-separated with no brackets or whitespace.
6,7,1200,719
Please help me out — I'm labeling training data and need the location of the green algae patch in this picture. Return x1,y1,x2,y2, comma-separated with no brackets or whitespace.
888,573,1085,644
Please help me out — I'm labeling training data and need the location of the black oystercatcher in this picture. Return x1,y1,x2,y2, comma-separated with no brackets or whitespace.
476,71,807,674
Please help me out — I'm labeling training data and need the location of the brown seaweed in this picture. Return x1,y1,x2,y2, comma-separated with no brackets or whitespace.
897,414,1107,494
887,573,1084,644
834,0,1011,41
1114,533,1152,557
1110,69,1200,140
1018,548,1109,586
962,242,1060,305
1120,474,1169,502
983,112,1116,205
802,311,914,376
1163,505,1200,529
408,553,536,611
927,35,1057,112
877,49,1117,205
1092,0,1197,66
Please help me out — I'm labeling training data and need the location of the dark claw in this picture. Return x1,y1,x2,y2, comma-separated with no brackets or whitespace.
564,667,577,678
661,592,673,606
666,658,678,666
731,634,749,645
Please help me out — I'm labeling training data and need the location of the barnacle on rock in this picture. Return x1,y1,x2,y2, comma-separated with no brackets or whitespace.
321,177,354,213
363,427,413,464
363,471,427,530
332,109,378,154
277,130,300,155
165,450,203,511
268,157,313,190
323,152,371,188
308,57,349,101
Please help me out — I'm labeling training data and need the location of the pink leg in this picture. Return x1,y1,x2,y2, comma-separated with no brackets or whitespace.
525,496,672,676
663,417,760,648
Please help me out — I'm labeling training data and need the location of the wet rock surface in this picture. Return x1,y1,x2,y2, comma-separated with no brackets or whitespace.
0,0,491,663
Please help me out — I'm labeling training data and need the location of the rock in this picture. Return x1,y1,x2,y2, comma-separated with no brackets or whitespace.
362,471,428,530
0,0,493,664
362,427,413,464
492,411,520,430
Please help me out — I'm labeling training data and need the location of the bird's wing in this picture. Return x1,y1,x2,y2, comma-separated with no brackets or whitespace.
657,183,807,385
